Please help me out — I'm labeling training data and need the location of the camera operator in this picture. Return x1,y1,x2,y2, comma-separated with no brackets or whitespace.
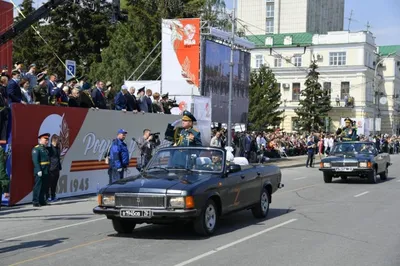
137,129,160,170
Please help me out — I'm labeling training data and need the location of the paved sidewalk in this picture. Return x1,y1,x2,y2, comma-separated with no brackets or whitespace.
264,154,322,169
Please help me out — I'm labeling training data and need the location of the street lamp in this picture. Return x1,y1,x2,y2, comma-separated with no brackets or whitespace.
373,52,395,136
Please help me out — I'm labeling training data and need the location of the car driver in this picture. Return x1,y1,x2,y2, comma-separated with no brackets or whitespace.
210,153,223,170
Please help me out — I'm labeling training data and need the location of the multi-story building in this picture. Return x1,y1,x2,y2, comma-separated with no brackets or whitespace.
237,0,345,35
247,30,400,135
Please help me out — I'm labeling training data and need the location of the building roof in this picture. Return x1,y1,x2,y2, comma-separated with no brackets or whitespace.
378,45,400,56
246,32,314,48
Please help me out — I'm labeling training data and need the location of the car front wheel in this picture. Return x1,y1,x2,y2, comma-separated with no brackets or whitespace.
193,199,218,236
252,188,270,219
112,219,136,234
368,168,378,184
323,173,332,183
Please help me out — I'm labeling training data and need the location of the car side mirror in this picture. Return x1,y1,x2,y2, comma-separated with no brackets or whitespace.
227,164,241,174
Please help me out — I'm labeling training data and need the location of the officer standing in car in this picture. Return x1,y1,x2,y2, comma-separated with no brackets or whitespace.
32,133,50,207
174,110,202,147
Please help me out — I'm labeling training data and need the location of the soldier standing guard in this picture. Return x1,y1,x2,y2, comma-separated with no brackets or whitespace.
174,110,202,147
336,117,358,141
32,133,50,207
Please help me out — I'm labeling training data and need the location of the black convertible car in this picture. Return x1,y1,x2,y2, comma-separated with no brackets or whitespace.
93,147,284,236
319,141,391,184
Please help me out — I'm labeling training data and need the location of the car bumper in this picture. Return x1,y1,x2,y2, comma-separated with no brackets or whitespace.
319,168,373,176
93,206,199,222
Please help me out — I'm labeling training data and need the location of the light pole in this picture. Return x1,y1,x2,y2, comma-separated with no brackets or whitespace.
227,0,236,147
373,52,395,136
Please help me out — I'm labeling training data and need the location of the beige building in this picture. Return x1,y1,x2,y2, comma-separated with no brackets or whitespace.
237,0,345,35
247,31,400,135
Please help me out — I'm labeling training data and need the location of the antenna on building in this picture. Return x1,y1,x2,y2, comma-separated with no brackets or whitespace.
365,21,372,33
346,10,354,31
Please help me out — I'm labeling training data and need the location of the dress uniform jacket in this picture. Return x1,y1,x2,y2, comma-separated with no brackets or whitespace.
176,128,202,147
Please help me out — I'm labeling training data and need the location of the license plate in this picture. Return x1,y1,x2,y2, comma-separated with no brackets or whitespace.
120,209,152,218
334,167,354,172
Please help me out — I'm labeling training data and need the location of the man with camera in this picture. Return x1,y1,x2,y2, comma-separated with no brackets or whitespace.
138,129,160,170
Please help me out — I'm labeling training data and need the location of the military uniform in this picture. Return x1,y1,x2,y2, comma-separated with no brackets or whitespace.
336,118,358,141
175,110,202,147
32,133,50,207
33,74,49,105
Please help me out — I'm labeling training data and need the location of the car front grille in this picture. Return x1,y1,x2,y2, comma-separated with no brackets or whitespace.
115,193,166,209
331,162,359,167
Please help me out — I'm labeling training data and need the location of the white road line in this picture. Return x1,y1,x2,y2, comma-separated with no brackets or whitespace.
173,218,297,266
354,191,370,198
294,177,307,180
396,180,400,182
0,217,106,243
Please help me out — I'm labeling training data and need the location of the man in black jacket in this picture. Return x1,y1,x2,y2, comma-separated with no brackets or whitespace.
7,70,26,105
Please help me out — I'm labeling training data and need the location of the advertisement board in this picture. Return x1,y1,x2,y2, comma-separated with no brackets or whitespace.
161,18,201,96
202,40,250,124
193,96,212,146
7,105,181,205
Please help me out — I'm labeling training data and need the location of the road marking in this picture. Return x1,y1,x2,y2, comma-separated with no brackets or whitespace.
396,180,400,182
173,218,297,266
294,177,307,180
9,237,110,266
0,217,106,243
354,191,370,198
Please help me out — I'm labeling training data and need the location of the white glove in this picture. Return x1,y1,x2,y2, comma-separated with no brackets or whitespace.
37,171,42,177
117,168,123,172
171,119,181,127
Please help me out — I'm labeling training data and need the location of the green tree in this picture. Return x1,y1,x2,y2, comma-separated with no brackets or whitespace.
295,60,331,132
90,0,205,88
13,0,43,66
248,65,283,130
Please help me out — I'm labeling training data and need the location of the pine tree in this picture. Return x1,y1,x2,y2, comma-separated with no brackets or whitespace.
13,0,43,66
248,65,283,130
295,60,331,132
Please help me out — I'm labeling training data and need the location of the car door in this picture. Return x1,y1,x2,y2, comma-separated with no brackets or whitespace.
220,171,246,213
239,168,260,206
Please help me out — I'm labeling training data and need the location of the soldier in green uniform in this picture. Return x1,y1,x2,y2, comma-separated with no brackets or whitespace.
32,133,50,207
336,117,358,141
33,73,49,105
174,110,202,147
210,153,223,170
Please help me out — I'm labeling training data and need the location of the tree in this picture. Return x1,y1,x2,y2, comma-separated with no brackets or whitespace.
295,60,331,132
248,65,283,131
13,0,44,66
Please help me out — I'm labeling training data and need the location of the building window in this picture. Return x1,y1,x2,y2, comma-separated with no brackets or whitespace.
255,55,263,68
323,82,331,97
341,82,350,100
292,83,301,101
293,55,302,67
274,57,282,67
266,3,274,17
329,52,346,66
266,19,274,33
266,0,274,2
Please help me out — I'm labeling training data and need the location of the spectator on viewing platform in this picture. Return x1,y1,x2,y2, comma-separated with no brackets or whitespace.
7,70,26,105
19,78,33,104
33,73,49,105
91,81,107,109
126,87,139,113
25,64,37,91
146,89,153,113
137,87,148,113
0,76,8,103
152,92,164,113
114,85,128,111
14,61,25,77
105,81,116,110
47,74,58,96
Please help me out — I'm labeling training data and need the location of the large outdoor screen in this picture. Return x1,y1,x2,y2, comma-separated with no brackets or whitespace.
202,40,250,124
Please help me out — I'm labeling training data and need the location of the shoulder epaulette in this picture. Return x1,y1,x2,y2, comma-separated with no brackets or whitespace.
191,128,199,132
34,145,39,148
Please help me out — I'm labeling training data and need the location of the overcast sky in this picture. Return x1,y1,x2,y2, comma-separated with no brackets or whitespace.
11,0,400,45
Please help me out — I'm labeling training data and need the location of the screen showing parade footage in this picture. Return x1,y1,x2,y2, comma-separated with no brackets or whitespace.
202,40,250,124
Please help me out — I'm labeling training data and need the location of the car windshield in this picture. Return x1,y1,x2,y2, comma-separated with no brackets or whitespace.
146,148,225,173
331,143,376,155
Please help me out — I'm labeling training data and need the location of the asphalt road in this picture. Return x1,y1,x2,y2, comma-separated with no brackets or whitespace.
1,155,400,266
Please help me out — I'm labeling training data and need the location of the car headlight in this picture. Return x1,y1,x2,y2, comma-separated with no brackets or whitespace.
323,162,331,168
359,162,368,168
169,197,185,208
102,195,115,206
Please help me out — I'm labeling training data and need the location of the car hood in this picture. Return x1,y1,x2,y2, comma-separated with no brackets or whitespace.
101,171,218,194
323,153,374,162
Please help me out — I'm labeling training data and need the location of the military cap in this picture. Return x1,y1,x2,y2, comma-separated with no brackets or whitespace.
37,73,46,82
15,61,23,65
182,110,197,122
137,87,145,94
344,117,352,123
29,63,36,69
121,84,128,90
106,81,112,87
38,133,50,139
161,92,169,98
